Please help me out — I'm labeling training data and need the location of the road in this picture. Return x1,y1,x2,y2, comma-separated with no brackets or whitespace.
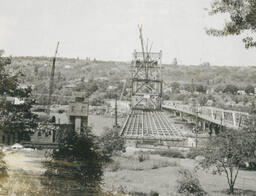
2,148,46,195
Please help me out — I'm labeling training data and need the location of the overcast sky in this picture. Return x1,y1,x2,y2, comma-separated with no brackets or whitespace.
0,0,255,66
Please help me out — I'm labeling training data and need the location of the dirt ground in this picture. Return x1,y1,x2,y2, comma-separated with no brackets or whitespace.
3,149,46,175
2,148,46,195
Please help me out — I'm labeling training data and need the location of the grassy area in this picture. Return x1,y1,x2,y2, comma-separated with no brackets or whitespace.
89,115,115,136
150,149,185,159
106,155,179,172
103,152,256,196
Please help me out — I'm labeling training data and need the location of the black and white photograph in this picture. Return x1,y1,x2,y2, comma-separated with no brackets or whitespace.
1,0,256,195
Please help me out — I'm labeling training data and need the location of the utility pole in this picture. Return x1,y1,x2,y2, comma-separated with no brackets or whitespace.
195,107,199,149
114,95,118,128
192,78,198,149
47,41,59,115
191,79,195,94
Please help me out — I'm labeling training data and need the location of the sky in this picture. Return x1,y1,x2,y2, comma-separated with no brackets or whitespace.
0,0,256,66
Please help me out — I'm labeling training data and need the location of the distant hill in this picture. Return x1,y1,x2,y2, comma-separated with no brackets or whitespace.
7,56,256,96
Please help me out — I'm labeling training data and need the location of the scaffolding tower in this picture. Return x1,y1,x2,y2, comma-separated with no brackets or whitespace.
131,27,163,111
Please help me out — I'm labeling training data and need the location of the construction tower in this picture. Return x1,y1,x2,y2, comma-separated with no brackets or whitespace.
131,27,163,110
120,26,183,144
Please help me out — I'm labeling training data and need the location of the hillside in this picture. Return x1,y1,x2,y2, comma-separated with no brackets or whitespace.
6,56,256,112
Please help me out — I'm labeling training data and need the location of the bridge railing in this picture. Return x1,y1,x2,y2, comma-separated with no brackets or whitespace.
162,102,249,129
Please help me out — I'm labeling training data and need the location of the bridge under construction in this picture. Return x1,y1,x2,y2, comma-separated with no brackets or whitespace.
121,110,183,141
120,27,251,146
120,26,184,143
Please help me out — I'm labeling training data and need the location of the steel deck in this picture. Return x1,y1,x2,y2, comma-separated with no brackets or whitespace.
121,110,183,141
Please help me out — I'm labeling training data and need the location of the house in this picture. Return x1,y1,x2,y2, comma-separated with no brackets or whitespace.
206,87,214,94
107,85,118,91
5,96,24,105
64,65,71,69
237,90,246,95
206,100,214,106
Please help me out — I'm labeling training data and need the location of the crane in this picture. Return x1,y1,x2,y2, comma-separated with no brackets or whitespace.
47,41,59,114
138,25,146,62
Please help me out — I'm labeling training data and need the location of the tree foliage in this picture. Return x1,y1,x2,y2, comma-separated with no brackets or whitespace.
196,84,207,94
170,82,180,93
245,84,255,94
199,129,256,193
176,168,207,196
0,53,38,142
99,127,125,157
42,130,107,195
75,79,98,97
223,84,238,95
207,0,256,48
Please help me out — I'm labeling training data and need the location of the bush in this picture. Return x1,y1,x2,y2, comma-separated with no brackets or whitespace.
125,191,159,196
177,169,207,196
100,127,125,157
186,148,201,159
137,152,150,162
152,149,185,159
149,191,159,196
42,130,105,195
151,160,178,169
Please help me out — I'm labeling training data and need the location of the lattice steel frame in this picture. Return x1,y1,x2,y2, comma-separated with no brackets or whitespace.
131,50,163,110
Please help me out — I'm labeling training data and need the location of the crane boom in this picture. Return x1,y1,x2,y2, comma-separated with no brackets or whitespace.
138,25,146,62
47,41,59,114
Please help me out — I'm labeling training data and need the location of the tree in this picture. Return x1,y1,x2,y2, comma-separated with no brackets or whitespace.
75,80,98,97
99,127,125,157
0,53,38,143
176,168,207,196
245,84,255,94
215,85,224,93
200,62,210,67
34,65,39,76
223,84,238,95
198,95,208,106
207,0,256,48
196,84,207,94
42,129,107,195
199,129,256,194
170,82,180,93
183,83,193,93
172,58,178,66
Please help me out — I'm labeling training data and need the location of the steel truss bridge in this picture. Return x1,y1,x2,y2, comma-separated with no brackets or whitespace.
162,102,249,129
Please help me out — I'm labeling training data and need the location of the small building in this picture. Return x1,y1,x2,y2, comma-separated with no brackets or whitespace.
206,87,214,94
206,100,214,106
67,92,89,134
107,85,118,91
237,90,246,95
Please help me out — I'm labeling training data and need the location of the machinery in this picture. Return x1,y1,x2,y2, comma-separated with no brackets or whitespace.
47,41,59,114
